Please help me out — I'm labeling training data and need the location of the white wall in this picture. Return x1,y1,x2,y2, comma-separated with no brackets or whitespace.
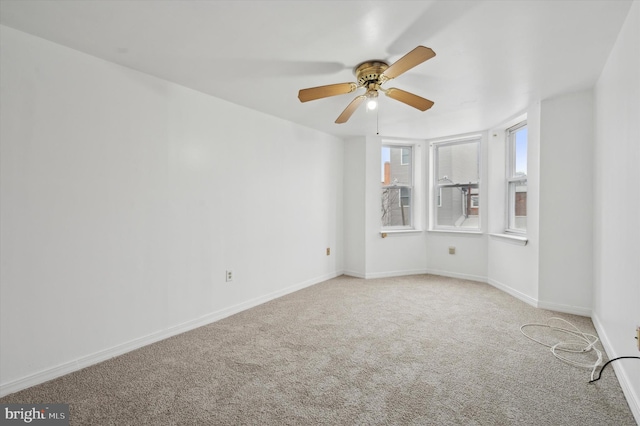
0,26,344,395
343,135,430,279
426,232,487,282
486,105,541,306
343,137,366,277
365,136,429,278
486,90,597,317
538,90,594,315
593,0,640,421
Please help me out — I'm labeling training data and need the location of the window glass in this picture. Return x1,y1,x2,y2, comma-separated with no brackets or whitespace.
507,123,527,233
401,147,410,165
382,145,413,228
433,139,480,230
515,131,527,176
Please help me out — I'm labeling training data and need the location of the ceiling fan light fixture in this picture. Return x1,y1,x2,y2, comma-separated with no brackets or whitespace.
366,90,378,111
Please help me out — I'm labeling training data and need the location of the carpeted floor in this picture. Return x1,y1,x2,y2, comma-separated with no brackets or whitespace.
1,274,636,425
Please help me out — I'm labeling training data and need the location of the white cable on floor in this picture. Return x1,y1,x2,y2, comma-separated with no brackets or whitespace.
520,317,603,380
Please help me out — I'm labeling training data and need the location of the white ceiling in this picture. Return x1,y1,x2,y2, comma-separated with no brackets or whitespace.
0,0,633,139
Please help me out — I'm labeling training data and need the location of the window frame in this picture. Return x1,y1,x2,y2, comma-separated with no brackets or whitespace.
505,121,528,235
381,143,415,231
431,136,482,232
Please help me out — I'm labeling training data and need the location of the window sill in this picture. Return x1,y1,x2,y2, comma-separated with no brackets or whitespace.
489,233,528,246
428,229,483,235
380,229,423,238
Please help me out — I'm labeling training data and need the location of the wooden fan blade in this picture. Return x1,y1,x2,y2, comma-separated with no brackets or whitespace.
385,88,434,111
381,46,435,81
298,82,358,102
335,95,366,123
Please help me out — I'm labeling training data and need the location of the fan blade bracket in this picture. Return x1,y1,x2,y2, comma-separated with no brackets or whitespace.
385,88,434,111
335,95,366,124
381,46,435,81
298,82,358,102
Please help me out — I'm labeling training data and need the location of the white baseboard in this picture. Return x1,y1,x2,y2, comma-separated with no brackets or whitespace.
591,313,640,425
425,268,487,284
485,278,592,317
537,300,592,317
0,270,341,398
487,277,538,308
342,270,365,278
365,269,429,279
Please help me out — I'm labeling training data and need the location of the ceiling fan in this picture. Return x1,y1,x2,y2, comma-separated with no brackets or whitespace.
297,46,436,124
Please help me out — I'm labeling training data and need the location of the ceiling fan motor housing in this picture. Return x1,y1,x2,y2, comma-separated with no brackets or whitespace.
354,61,389,87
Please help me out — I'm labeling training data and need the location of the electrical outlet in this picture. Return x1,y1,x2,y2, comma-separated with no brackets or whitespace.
326,247,330,256
449,246,456,255
226,270,233,282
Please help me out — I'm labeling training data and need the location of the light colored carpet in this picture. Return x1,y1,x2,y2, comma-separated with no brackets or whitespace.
1,274,636,425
